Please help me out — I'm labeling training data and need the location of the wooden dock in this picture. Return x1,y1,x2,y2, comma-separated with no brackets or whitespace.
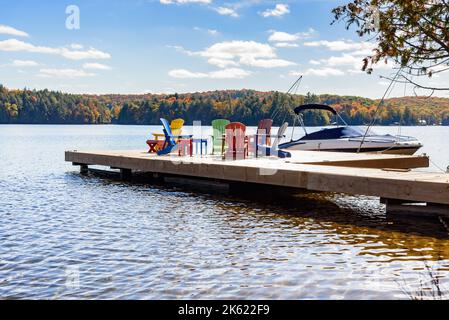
65,150,449,216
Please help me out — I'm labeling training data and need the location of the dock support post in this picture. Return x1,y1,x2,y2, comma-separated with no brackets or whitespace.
120,168,132,181
382,198,449,218
151,173,165,185
73,162,89,175
229,181,303,198
80,164,88,175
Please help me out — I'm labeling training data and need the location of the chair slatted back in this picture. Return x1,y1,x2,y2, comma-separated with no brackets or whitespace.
272,122,289,150
257,119,273,145
225,122,246,157
211,119,230,154
170,119,184,137
160,118,176,146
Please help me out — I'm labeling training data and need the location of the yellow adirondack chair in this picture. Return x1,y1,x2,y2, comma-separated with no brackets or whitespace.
170,119,184,137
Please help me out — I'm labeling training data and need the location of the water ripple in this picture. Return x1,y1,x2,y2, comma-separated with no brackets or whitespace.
1,125,449,299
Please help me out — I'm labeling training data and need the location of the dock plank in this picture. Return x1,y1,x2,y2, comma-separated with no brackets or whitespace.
286,150,429,169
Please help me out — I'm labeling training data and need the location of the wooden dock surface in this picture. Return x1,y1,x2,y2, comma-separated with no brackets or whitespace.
287,150,429,169
65,150,449,207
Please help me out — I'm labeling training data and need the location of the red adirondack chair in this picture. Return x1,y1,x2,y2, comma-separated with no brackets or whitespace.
257,119,273,146
223,122,249,160
247,118,274,154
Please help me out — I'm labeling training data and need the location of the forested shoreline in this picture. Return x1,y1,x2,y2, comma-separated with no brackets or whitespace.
1,85,449,126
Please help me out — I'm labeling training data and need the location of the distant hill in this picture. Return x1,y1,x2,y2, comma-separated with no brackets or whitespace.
1,85,449,126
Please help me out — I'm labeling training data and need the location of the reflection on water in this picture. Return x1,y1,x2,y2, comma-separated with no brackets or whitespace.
1,125,449,299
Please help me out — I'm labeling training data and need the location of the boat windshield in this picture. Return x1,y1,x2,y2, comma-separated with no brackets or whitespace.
300,126,375,141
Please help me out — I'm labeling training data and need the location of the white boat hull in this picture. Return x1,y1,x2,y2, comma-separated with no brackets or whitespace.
280,137,422,155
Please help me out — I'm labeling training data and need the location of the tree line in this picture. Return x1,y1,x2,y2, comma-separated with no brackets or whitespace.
1,85,449,126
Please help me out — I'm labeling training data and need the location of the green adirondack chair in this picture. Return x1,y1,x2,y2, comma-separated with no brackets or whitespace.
211,119,230,155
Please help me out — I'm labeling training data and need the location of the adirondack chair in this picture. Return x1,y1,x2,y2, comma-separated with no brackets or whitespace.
249,118,273,154
257,119,273,145
151,118,185,143
257,122,291,158
223,122,249,160
146,118,192,156
211,119,230,155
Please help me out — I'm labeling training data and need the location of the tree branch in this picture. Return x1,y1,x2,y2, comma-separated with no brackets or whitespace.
380,74,449,91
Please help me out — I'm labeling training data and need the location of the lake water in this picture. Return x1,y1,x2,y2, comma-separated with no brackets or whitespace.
1,124,449,299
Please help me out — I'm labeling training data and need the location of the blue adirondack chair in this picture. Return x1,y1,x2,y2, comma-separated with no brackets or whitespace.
157,118,193,156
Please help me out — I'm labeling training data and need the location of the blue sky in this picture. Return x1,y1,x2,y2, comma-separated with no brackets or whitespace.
1,0,447,98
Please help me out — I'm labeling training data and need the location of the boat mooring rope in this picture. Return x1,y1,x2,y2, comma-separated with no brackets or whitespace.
357,68,403,153
429,157,448,173
290,116,296,142
271,76,302,122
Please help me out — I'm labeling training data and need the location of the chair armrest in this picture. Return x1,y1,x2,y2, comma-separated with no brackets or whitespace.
152,133,165,140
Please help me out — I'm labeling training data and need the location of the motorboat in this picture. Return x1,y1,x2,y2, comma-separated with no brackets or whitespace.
279,104,423,155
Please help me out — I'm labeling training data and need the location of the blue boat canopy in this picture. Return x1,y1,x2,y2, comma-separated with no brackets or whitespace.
294,104,337,115
299,126,366,141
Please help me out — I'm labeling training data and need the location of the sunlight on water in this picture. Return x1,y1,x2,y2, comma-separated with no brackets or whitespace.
1,124,449,299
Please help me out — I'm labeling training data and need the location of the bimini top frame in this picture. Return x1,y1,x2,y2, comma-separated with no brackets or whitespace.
293,104,348,136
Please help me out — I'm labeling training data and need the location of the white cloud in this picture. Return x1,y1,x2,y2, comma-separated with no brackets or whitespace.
193,27,219,35
301,40,389,74
61,47,111,60
207,58,239,68
169,68,251,79
167,45,194,55
186,40,296,68
0,39,59,54
347,69,365,74
317,52,394,74
38,68,96,78
304,40,376,53
274,42,298,48
239,56,295,68
373,59,395,70
290,67,345,77
309,53,363,74
325,54,361,67
268,29,315,49
268,29,315,42
215,7,239,17
305,68,345,77
0,25,28,37
11,60,39,67
160,0,211,4
0,39,111,60
82,62,112,70
260,4,290,18
200,41,277,60
209,68,252,79
70,43,84,50
268,31,297,42
169,69,204,78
